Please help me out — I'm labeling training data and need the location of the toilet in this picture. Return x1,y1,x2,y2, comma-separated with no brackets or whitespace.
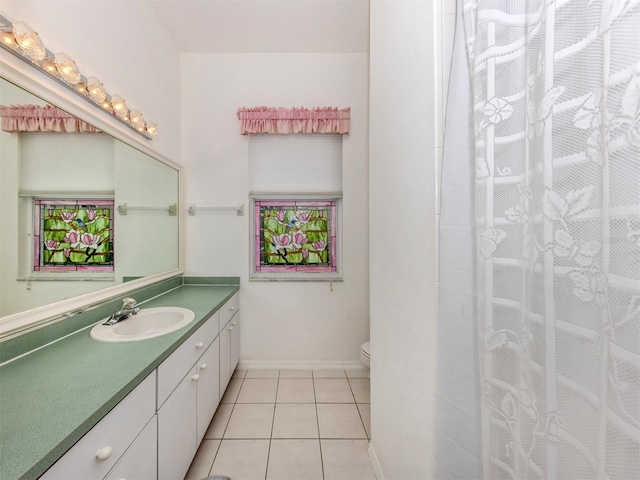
360,341,370,369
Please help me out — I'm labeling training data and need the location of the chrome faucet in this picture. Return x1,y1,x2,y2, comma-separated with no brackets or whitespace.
103,297,140,326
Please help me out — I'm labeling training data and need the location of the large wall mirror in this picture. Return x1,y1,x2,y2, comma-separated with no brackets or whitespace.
0,69,181,336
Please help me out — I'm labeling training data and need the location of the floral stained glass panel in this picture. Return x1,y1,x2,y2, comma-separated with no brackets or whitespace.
255,200,337,273
34,199,114,272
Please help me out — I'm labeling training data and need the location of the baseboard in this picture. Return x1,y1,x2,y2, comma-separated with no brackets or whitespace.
369,442,385,480
238,360,365,371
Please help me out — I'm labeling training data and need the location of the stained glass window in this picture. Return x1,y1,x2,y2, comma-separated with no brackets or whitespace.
254,200,337,273
33,199,114,272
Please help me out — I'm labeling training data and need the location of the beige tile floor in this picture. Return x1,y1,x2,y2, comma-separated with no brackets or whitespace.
185,369,373,480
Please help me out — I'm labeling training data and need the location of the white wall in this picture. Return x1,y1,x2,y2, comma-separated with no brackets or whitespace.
369,0,438,477
433,0,484,477
181,53,370,362
1,1,181,162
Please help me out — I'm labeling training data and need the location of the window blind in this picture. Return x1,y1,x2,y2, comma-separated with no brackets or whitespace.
19,133,114,193
249,134,342,195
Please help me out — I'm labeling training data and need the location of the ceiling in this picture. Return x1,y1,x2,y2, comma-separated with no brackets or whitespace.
147,0,370,53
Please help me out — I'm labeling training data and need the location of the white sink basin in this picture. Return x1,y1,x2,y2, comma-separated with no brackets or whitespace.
90,307,196,343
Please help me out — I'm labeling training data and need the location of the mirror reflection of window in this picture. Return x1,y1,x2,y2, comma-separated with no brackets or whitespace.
34,200,115,272
0,76,179,319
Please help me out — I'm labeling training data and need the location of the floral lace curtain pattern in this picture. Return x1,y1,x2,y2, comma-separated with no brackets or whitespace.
462,1,640,478
0,105,101,133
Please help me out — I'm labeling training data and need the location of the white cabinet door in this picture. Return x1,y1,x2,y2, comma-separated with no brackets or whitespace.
157,311,218,408
104,415,157,480
219,320,231,400
230,312,240,374
196,337,220,443
218,293,239,332
158,367,198,480
40,374,155,480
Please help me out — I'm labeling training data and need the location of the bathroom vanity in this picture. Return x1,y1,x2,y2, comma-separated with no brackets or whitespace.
0,282,240,480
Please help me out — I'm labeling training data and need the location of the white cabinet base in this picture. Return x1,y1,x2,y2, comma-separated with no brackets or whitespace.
40,374,156,480
219,321,231,400
40,292,239,480
158,367,198,480
105,415,157,480
230,313,240,373
197,337,220,443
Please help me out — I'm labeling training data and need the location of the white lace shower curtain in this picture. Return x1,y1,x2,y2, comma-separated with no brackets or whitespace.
461,1,640,478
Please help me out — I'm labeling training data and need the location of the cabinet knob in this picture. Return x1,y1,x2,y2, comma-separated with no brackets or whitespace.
192,374,200,381
230,306,236,311
232,321,237,326
229,326,234,331
95,446,112,461
195,342,204,349
199,363,208,370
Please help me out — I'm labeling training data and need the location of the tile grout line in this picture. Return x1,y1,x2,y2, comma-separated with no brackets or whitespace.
208,370,245,476
313,370,327,480
201,370,371,478
264,370,280,480
206,439,221,477
347,376,370,440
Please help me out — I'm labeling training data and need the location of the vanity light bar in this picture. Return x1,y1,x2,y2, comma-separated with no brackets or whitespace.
0,14,158,140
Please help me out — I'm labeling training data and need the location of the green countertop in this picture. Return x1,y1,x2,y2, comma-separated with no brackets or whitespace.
0,284,239,480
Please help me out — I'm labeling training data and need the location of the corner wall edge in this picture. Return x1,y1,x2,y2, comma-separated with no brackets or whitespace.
369,442,385,480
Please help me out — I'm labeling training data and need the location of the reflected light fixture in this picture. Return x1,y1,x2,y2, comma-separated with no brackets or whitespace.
0,14,158,139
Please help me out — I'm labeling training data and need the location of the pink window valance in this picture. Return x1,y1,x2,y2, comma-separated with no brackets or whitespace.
237,106,350,135
0,104,101,133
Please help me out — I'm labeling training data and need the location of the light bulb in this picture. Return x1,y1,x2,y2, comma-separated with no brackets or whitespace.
86,76,106,103
41,59,57,73
129,109,144,129
12,21,45,61
54,52,81,85
75,82,88,95
1,31,15,46
110,95,128,119
145,121,158,137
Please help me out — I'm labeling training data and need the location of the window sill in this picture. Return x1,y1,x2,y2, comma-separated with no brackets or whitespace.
16,276,116,282
249,275,343,282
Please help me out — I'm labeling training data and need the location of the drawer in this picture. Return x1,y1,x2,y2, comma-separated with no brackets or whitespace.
218,293,239,333
40,373,155,480
157,311,218,407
